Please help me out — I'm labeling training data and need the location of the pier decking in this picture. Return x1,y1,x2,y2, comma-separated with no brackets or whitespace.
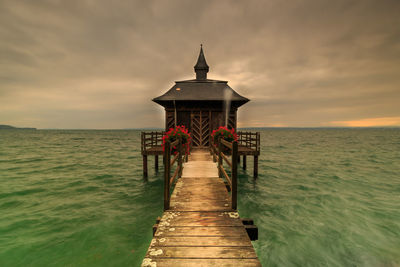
141,131,260,178
142,148,260,267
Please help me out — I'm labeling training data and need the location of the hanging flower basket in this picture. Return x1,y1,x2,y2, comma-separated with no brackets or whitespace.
162,125,191,155
211,126,238,154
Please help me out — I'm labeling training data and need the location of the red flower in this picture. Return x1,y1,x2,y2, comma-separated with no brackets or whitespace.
211,126,238,146
162,125,191,155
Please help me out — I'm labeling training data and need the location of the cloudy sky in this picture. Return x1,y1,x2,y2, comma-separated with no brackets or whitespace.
1,0,399,129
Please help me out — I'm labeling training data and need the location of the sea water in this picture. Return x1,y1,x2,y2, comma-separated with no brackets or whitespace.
0,129,399,266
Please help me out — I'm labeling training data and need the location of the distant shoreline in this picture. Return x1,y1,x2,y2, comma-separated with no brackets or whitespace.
0,125,37,130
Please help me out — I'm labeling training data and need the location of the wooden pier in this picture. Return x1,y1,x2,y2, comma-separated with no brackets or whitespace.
142,138,260,267
141,131,260,178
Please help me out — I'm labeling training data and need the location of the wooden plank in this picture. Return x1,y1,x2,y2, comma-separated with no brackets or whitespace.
154,226,248,237
170,203,232,211
150,236,252,247
172,190,229,198
178,177,225,183
142,259,261,267
145,246,258,259
171,195,229,201
158,211,242,226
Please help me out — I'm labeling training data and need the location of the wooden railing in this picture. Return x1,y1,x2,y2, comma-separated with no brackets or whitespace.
141,131,164,153
237,131,260,153
163,136,185,211
210,138,238,210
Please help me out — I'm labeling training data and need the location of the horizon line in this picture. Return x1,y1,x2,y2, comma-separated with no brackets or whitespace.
27,126,400,130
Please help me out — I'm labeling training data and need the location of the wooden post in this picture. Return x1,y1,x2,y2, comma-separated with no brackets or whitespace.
211,136,216,162
218,138,222,178
254,155,258,178
164,140,171,210
232,141,238,210
178,135,183,178
141,132,144,154
155,155,158,172
143,155,148,178
212,146,216,162
243,155,247,170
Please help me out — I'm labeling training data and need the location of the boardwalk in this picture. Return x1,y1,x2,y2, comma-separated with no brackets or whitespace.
142,149,261,267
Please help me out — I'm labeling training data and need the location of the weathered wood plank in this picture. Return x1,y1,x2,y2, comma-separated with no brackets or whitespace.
142,258,261,267
171,194,229,201
181,162,219,177
170,203,232,211
145,246,258,259
158,211,242,226
150,236,252,247
154,226,249,237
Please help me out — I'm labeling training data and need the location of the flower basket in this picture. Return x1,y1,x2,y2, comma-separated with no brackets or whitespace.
162,125,191,155
211,126,238,155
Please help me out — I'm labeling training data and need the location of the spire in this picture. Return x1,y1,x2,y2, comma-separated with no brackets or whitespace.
194,44,209,80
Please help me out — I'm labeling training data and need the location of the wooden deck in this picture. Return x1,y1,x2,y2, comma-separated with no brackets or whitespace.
141,131,260,178
142,145,258,156
142,149,260,267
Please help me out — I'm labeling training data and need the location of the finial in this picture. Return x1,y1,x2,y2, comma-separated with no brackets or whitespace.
194,45,209,80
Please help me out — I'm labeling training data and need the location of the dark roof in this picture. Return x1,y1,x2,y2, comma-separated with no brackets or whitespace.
153,79,249,107
153,45,250,108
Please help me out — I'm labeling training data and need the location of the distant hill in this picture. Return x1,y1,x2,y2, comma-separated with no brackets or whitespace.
0,125,36,130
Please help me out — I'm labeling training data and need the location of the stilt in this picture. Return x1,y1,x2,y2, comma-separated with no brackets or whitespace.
155,155,158,172
143,155,148,178
238,156,240,163
253,155,258,178
243,155,247,170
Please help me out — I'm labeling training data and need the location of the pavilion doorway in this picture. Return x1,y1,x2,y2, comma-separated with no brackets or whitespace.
191,111,210,147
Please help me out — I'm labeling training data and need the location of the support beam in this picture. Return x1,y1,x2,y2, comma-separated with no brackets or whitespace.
245,225,258,241
253,155,258,178
143,155,148,178
243,155,247,170
155,155,158,172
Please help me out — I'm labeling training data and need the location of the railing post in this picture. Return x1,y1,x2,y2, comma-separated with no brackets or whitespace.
218,137,222,178
232,141,238,210
164,140,171,211
178,135,183,178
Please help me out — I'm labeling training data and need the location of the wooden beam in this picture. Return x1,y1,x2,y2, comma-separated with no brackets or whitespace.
253,155,258,178
143,155,148,178
245,225,258,241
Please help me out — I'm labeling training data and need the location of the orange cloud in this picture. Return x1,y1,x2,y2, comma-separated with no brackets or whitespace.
329,117,400,127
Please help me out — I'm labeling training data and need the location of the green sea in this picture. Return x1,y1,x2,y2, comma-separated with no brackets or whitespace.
0,129,399,266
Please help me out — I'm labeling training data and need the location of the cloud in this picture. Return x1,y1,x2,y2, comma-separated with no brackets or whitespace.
1,0,400,128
